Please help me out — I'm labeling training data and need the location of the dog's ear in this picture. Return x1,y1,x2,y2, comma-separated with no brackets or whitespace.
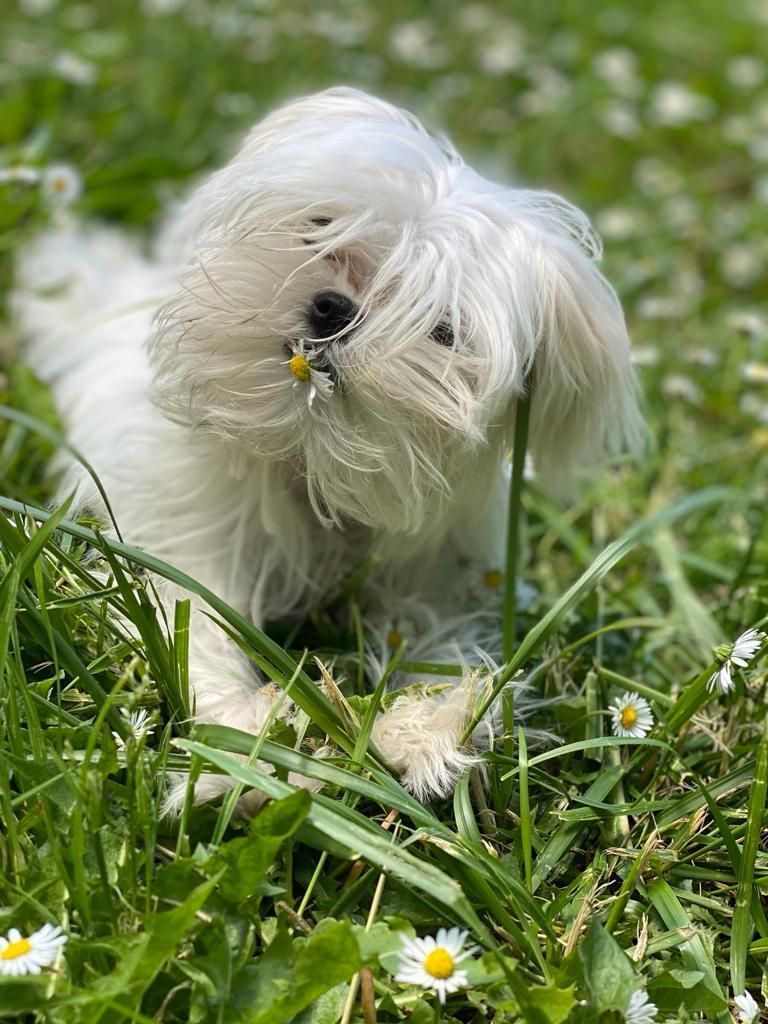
510,207,644,495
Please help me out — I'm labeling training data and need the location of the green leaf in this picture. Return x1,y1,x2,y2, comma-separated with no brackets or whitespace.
227,919,362,1024
579,920,636,1014
90,874,219,1005
731,717,768,993
646,878,728,1022
206,790,311,903
502,968,578,1024
647,968,728,1015
525,982,579,1024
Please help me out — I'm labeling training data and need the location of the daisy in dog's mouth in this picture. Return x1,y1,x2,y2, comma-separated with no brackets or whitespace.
285,341,337,406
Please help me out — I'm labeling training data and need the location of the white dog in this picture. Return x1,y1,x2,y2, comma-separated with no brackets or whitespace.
15,88,642,808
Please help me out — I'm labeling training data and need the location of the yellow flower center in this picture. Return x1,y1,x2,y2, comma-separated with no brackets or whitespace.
483,570,504,589
387,629,403,649
424,948,455,979
619,707,638,729
289,354,311,382
1,937,32,960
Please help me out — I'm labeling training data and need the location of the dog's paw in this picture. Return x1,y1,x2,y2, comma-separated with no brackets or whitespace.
371,683,480,801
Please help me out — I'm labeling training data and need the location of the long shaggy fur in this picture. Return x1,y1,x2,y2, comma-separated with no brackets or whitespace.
14,88,642,808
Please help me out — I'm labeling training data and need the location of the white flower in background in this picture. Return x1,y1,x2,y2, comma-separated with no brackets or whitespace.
726,56,766,89
601,101,640,138
0,924,67,976
630,345,660,368
394,928,476,1003
142,0,185,13
287,344,335,408
609,692,654,738
390,20,447,69
518,63,570,116
53,51,96,86
113,708,156,747
633,157,683,197
708,628,766,694
593,47,641,96
625,987,658,1023
457,5,495,31
741,393,768,425
684,347,718,367
729,311,767,338
721,244,763,288
637,296,687,321
479,26,525,75
663,195,699,232
734,991,760,1023
595,206,643,241
19,0,56,14
750,135,768,161
0,166,40,185
650,81,716,126
743,362,768,384
661,373,703,404
42,163,82,206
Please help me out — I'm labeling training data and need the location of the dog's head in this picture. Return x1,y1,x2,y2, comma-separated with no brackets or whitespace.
151,87,642,534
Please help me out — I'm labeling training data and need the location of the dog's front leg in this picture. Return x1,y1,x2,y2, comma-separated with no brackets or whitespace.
365,529,519,801
157,578,279,813
366,599,509,801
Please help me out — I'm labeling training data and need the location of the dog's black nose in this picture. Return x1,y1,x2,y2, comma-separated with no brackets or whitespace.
308,291,357,340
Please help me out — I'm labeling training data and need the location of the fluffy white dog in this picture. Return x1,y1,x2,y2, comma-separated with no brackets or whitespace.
15,88,642,808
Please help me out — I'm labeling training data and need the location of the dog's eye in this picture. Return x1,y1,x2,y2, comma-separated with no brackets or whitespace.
430,321,455,348
302,217,334,247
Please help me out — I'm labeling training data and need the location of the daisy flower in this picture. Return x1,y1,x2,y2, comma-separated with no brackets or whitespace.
625,988,658,1023
42,163,82,206
734,991,760,1023
394,927,476,1003
0,923,67,976
708,628,766,694
287,342,334,408
609,692,654,738
0,166,40,185
112,707,156,747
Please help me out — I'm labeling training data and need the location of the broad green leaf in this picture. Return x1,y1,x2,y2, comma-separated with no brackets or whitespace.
91,875,219,1004
647,968,728,1015
206,790,310,903
731,716,768,993
226,919,361,1024
579,920,636,1014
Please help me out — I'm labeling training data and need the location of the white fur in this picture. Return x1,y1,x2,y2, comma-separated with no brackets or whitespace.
13,88,642,807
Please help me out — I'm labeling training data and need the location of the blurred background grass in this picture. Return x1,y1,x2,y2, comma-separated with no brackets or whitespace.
2,0,768,598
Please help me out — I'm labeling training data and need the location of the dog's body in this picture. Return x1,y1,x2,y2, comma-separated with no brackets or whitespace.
15,89,641,806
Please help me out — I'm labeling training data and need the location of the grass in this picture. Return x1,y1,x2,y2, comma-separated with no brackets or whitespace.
2,1,768,1022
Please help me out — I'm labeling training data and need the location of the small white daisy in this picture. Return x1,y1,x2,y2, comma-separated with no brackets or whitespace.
0,923,67,976
394,927,476,1003
0,166,40,185
734,991,760,1024
287,343,334,408
708,628,766,694
609,692,654,738
42,163,82,206
625,987,658,1023
743,362,768,384
112,707,156,747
